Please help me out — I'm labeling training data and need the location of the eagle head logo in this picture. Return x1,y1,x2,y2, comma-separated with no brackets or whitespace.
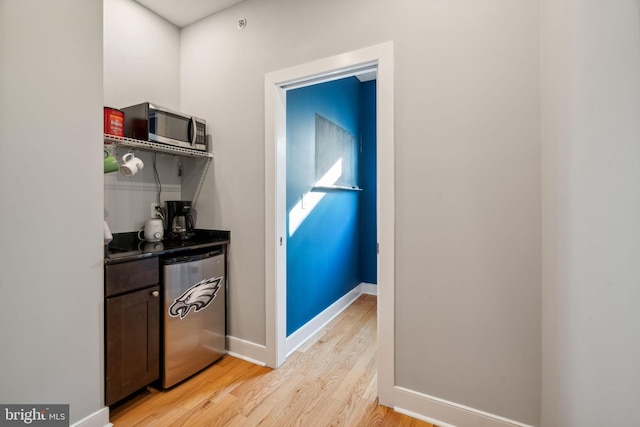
169,276,223,319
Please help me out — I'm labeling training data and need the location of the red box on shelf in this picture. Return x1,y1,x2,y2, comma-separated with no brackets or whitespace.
104,107,124,138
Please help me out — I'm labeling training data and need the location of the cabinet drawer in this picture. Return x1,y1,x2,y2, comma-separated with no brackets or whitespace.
105,257,159,297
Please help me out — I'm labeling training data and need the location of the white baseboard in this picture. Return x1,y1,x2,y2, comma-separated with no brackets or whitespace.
361,282,377,295
285,284,365,356
226,283,375,366
226,335,267,366
70,407,111,427
394,387,535,427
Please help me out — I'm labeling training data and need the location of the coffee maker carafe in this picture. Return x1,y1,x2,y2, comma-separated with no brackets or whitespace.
165,201,195,240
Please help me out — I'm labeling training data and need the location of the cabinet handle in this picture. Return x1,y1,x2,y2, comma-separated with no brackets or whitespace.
151,291,159,298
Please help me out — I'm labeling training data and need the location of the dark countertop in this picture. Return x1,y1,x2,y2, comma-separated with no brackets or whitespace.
105,229,230,264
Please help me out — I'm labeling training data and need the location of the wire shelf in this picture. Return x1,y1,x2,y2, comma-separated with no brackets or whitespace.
104,134,213,158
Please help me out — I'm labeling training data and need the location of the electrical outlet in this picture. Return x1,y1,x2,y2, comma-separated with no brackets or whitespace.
151,203,160,218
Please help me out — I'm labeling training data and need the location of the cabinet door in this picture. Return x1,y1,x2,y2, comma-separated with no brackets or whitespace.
105,285,160,406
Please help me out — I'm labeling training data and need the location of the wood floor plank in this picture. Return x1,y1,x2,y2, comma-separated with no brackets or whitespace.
109,295,436,427
226,372,307,426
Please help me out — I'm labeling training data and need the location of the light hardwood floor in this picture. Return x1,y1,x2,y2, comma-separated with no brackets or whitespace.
110,294,435,426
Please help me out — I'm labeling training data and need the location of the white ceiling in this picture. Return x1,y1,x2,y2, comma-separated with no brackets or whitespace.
134,0,245,27
132,0,378,82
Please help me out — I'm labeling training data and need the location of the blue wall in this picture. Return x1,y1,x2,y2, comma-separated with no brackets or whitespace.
359,80,377,284
286,77,377,336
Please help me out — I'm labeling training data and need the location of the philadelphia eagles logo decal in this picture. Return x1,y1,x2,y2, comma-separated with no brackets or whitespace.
169,276,223,319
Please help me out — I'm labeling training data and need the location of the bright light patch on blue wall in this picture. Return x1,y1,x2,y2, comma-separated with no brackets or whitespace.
288,158,343,236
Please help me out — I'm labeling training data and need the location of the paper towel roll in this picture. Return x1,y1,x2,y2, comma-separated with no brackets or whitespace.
104,220,113,245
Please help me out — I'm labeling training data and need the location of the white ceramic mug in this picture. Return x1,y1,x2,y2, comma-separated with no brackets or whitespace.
119,153,144,177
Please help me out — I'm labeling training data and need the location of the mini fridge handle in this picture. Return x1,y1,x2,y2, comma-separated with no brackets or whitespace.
162,249,222,265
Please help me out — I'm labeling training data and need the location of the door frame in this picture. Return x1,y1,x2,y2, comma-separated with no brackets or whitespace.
264,41,395,406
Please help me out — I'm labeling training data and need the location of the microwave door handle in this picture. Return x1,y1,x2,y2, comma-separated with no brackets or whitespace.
189,117,196,147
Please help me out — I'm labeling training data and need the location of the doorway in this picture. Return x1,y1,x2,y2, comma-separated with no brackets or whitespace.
264,42,395,406
285,75,376,342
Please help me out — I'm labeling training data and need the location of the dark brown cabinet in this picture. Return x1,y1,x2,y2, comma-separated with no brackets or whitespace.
105,257,160,406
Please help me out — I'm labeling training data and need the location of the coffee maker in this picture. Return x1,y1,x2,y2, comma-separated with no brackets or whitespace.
165,201,195,240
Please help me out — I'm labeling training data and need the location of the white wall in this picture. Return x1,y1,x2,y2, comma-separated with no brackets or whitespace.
180,0,541,424
103,0,182,233
541,1,640,426
393,2,541,423
0,0,106,424
103,0,180,110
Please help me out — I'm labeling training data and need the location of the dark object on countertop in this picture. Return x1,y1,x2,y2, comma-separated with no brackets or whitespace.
165,200,195,240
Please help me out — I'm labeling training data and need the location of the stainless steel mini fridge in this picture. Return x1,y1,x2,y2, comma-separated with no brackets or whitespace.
161,249,225,388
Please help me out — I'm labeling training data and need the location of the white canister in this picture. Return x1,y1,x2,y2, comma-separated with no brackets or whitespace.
139,218,164,242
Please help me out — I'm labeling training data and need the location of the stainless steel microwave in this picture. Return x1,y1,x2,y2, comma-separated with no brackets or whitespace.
121,102,207,152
